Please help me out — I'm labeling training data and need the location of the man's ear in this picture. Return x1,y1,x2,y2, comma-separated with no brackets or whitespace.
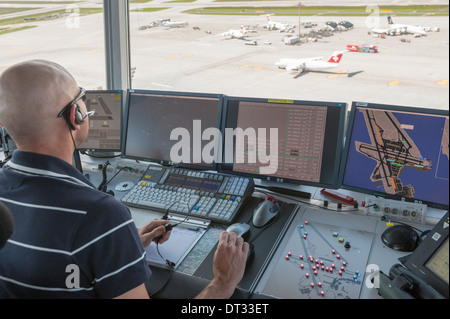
67,104,78,131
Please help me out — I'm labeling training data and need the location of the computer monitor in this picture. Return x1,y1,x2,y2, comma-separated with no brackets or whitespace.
340,102,449,209
122,90,223,170
403,211,449,298
220,96,347,188
77,90,123,152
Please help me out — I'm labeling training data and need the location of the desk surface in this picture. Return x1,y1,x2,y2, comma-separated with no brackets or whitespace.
77,155,447,299
1,151,446,299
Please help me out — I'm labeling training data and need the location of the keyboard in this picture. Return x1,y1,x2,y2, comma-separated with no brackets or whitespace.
122,166,254,224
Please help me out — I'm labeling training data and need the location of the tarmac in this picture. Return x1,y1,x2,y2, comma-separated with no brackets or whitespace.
0,0,448,110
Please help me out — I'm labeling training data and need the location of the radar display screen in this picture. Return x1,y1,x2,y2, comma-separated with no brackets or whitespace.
341,102,449,209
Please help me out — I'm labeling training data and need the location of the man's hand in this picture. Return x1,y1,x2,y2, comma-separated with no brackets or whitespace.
138,219,171,248
196,231,249,299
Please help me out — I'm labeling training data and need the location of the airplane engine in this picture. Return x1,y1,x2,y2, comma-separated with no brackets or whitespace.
298,63,306,73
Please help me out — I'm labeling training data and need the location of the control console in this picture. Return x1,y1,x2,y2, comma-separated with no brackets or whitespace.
364,195,427,224
122,165,254,224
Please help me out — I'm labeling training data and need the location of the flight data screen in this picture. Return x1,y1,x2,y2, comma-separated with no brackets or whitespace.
425,238,449,285
221,98,345,187
123,91,221,169
78,91,122,151
342,105,449,208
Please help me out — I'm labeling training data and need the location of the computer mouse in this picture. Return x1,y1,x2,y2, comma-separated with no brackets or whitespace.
381,224,419,252
226,222,251,240
252,196,280,228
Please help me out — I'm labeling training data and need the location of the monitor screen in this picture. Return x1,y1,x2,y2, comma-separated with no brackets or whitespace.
122,90,223,170
425,237,449,286
403,211,449,298
220,97,347,188
340,102,449,209
77,90,123,152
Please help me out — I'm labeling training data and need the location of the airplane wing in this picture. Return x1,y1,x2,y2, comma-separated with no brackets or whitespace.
286,62,306,72
355,109,432,198
371,28,390,34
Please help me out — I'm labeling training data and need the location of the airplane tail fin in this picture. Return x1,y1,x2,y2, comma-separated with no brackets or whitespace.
387,16,394,25
267,15,271,22
327,51,345,63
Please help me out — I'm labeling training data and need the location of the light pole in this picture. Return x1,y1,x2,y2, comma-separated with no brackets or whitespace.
296,2,304,41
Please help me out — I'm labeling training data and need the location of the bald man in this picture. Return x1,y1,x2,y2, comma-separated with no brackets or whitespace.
0,60,248,299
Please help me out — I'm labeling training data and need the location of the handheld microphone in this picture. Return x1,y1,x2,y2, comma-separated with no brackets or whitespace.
0,201,14,250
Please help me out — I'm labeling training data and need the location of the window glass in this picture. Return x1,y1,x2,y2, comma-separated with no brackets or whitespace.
128,1,449,110
0,1,105,89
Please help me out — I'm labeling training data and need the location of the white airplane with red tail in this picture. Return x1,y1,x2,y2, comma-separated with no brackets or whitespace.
275,51,347,73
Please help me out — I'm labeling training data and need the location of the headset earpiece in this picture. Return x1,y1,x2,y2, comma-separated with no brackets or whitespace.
74,104,85,125
62,104,84,130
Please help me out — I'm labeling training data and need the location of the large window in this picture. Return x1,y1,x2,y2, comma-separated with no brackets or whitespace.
0,1,105,89
128,1,449,110
0,1,448,110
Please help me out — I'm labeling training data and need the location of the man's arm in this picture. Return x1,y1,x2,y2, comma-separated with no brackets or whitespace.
196,231,249,299
114,283,149,299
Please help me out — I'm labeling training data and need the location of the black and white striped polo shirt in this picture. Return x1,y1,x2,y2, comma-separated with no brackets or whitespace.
0,150,151,298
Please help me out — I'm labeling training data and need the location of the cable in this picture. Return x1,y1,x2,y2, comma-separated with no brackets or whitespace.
254,187,361,213
149,244,175,298
150,200,192,297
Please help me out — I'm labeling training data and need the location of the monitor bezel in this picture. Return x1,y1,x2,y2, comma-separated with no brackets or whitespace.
339,101,449,210
218,95,347,189
77,89,123,153
403,211,449,298
121,89,224,171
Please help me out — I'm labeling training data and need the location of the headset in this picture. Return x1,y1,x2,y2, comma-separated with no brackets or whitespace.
62,105,84,130
57,87,92,130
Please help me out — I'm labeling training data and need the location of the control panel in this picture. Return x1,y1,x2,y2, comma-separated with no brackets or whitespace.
255,206,378,299
122,165,255,224
364,195,427,224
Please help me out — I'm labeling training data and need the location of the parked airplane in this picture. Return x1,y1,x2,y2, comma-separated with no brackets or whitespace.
160,19,188,28
275,51,346,73
220,26,248,39
387,16,427,36
265,15,294,32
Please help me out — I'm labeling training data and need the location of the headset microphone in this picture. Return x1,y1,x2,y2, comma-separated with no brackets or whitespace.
0,201,14,250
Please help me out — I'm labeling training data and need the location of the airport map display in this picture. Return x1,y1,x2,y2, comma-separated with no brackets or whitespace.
343,108,449,206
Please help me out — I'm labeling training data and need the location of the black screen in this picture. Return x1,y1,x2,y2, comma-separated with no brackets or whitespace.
340,102,449,209
123,90,223,170
220,97,346,188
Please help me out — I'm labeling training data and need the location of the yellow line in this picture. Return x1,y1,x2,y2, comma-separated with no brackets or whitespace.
434,97,449,109
360,87,386,101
